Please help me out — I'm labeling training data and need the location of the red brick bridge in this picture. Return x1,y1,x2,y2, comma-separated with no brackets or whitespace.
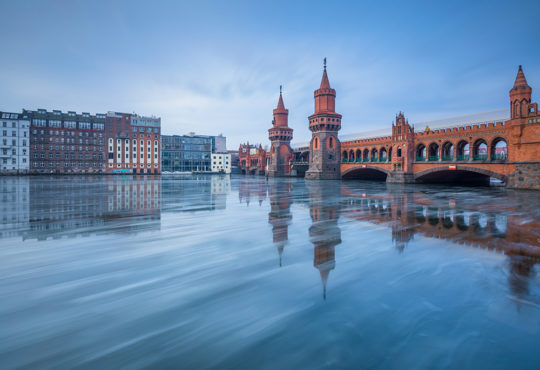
339,66,539,188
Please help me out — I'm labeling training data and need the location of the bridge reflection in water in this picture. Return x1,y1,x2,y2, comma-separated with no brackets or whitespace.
256,178,540,301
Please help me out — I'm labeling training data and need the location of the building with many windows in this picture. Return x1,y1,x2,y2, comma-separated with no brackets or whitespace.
161,134,213,172
106,112,161,174
1,111,30,174
211,153,231,173
25,109,106,174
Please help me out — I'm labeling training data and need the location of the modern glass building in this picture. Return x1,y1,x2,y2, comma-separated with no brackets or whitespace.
161,134,213,172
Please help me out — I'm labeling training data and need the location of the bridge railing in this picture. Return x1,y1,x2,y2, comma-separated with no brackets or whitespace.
473,154,488,161
428,156,439,161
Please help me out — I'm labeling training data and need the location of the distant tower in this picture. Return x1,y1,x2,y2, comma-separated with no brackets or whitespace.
305,59,342,180
268,86,294,177
509,65,532,120
391,112,414,173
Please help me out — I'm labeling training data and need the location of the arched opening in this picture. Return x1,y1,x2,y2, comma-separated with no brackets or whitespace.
442,142,454,161
328,136,335,150
473,139,488,160
342,167,388,181
491,138,507,161
363,149,369,162
427,208,439,226
380,148,387,162
355,149,361,162
456,212,470,231
471,213,488,235
428,143,439,161
313,137,319,150
397,146,402,157
442,210,454,229
371,148,378,162
416,167,506,187
456,141,470,161
415,206,426,224
342,150,348,162
416,144,426,161
388,147,392,161
349,150,355,162
490,214,507,237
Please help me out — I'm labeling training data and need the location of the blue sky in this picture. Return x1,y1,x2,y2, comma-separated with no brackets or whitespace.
1,0,539,148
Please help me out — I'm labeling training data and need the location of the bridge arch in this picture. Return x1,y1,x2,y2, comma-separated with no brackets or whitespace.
490,137,508,160
472,138,488,159
442,141,454,160
414,165,507,185
363,149,369,161
416,143,426,160
342,165,391,181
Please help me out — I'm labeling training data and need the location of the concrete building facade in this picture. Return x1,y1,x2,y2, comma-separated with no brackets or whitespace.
1,111,30,174
211,153,231,173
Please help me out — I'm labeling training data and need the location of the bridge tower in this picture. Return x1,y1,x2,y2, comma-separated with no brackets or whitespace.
510,65,532,120
267,86,294,177
305,59,342,180
387,112,415,183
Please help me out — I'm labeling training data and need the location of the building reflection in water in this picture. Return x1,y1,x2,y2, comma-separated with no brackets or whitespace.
307,182,342,300
267,179,293,266
0,176,161,241
340,182,540,300
0,177,30,239
237,177,267,206
161,175,229,212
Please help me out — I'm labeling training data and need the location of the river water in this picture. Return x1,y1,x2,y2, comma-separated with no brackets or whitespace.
1,175,539,369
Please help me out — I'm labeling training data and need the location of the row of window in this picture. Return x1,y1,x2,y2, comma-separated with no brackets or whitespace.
33,119,105,130
32,162,105,168
1,158,26,164
33,145,103,152
2,149,26,156
2,139,27,146
33,153,104,160
2,130,27,137
32,129,104,138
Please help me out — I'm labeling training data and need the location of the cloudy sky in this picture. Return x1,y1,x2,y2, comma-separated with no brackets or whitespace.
1,0,539,148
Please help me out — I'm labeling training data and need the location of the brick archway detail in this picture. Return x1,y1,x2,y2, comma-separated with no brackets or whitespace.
414,165,507,183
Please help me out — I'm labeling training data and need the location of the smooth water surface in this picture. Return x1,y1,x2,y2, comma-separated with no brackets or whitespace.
1,175,539,369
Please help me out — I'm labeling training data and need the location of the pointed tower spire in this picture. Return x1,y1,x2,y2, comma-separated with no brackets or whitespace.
276,85,285,110
513,65,530,89
509,65,532,120
320,58,331,89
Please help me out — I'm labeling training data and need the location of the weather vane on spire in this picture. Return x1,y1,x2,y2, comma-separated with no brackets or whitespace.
324,57,327,70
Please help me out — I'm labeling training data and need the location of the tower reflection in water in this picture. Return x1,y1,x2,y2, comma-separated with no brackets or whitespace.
307,181,341,300
267,179,293,266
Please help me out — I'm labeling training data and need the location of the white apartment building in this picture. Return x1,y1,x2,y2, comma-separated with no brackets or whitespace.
211,153,231,174
1,111,30,174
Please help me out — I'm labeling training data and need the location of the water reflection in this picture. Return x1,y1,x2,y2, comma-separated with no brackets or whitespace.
307,181,342,300
1,175,540,368
267,179,293,266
